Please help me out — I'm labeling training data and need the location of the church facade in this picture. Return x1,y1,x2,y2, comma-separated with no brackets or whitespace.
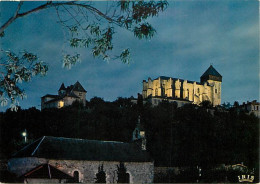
142,65,222,107
41,81,87,110
8,136,153,183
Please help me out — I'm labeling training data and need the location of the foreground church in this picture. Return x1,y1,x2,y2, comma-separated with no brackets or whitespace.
142,65,222,107
8,119,153,183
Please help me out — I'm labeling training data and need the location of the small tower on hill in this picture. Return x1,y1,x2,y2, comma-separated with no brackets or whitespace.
58,83,66,96
132,116,146,150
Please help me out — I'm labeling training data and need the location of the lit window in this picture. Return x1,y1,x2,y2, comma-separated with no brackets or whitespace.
58,101,64,108
140,131,145,137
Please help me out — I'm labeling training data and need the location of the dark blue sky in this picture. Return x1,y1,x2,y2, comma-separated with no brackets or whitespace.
0,1,259,111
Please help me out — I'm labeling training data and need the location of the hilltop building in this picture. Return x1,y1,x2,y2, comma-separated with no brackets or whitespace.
241,100,260,118
41,81,87,110
142,65,222,107
8,136,154,183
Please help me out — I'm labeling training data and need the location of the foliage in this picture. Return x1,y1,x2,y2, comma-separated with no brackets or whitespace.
0,1,168,108
0,50,48,110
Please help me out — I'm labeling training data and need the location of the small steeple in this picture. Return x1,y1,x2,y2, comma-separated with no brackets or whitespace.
132,116,146,150
59,83,66,91
58,83,66,96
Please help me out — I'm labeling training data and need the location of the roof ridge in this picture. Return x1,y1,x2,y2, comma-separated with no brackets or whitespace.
154,76,200,84
12,137,43,157
44,136,126,144
31,136,46,156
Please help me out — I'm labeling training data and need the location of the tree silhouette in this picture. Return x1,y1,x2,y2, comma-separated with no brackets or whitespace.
0,98,258,182
95,165,106,183
117,162,129,183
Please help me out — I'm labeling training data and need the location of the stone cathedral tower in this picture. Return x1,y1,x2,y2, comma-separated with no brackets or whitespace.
142,65,222,107
200,65,222,106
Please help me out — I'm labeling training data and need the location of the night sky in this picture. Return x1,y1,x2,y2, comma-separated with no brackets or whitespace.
0,1,259,111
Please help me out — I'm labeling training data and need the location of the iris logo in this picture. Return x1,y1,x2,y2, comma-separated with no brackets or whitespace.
238,175,254,183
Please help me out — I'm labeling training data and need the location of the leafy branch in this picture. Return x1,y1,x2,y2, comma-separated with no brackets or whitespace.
0,50,48,110
1,1,168,65
0,1,168,109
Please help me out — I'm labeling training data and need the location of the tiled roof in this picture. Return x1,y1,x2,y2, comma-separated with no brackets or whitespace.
201,65,222,78
200,65,222,82
73,81,87,92
41,94,59,98
12,136,152,162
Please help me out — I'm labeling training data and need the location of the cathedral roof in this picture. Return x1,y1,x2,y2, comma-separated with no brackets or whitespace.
157,76,171,80
201,65,222,78
154,76,203,85
200,65,222,82
12,136,152,162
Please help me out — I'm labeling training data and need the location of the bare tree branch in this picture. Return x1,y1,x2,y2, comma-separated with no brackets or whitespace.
0,1,120,35
0,2,51,34
0,2,23,34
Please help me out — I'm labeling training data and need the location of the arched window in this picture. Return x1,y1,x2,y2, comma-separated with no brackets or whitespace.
197,88,200,93
215,89,217,93
73,171,79,183
155,88,158,96
187,89,189,100
162,84,165,96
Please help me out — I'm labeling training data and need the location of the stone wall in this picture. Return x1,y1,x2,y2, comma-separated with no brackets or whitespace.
8,157,154,183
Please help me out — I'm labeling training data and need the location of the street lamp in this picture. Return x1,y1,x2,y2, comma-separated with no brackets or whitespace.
22,129,27,143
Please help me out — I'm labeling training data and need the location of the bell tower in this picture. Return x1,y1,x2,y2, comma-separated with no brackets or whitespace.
200,65,222,106
132,116,146,150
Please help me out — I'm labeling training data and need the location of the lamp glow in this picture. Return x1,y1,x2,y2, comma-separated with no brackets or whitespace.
22,129,27,143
